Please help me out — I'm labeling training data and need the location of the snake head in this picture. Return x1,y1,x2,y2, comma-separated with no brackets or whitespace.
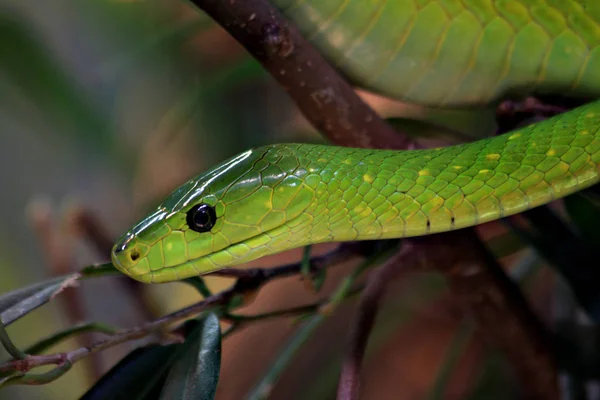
111,144,316,283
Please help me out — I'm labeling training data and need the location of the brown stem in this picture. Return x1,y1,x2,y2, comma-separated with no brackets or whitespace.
337,247,410,400
428,230,558,399
188,0,411,150
0,243,355,378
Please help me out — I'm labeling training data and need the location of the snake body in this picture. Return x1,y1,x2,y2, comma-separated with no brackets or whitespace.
272,0,600,106
112,1,600,283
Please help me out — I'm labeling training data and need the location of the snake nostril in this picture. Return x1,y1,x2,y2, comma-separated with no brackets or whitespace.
130,250,140,261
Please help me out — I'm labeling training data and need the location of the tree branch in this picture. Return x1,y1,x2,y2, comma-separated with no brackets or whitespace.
188,0,411,149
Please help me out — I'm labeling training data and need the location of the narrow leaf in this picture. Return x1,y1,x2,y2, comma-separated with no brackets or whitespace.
183,277,212,298
80,344,180,400
0,320,26,359
25,322,116,355
0,274,80,326
428,322,474,400
159,313,222,400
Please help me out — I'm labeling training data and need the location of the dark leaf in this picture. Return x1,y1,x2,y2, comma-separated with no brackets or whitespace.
466,350,515,399
159,313,221,400
515,205,600,321
183,278,212,298
80,344,180,400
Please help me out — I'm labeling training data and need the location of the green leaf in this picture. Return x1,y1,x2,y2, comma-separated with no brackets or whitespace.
466,350,515,400
0,274,80,326
0,371,23,387
247,315,325,400
183,277,212,298
80,344,180,400
160,313,222,400
0,319,26,359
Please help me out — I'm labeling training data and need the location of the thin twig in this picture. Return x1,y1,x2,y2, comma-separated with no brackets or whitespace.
0,243,356,380
336,246,410,400
247,247,398,400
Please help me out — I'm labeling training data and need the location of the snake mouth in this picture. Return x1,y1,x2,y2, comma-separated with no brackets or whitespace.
119,212,307,283
136,230,283,283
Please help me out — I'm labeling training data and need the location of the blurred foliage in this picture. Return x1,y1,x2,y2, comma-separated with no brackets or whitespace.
1,0,600,399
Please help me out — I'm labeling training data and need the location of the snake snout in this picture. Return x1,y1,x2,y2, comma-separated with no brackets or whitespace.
111,233,149,276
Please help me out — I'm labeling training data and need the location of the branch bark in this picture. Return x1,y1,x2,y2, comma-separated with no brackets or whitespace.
188,0,411,150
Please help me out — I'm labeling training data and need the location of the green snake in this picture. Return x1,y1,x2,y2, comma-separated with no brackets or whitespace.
111,1,600,283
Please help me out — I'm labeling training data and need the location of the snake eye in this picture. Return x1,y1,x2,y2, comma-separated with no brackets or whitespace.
186,203,217,233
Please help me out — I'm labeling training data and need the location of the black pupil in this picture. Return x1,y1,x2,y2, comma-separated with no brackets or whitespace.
187,204,216,233
194,209,210,226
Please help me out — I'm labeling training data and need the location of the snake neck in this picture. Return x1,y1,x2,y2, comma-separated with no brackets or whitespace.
269,106,600,244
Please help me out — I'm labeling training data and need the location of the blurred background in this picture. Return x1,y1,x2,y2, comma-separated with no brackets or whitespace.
0,1,568,399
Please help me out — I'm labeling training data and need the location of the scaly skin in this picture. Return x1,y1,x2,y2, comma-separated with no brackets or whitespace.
112,101,600,283
271,0,600,106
